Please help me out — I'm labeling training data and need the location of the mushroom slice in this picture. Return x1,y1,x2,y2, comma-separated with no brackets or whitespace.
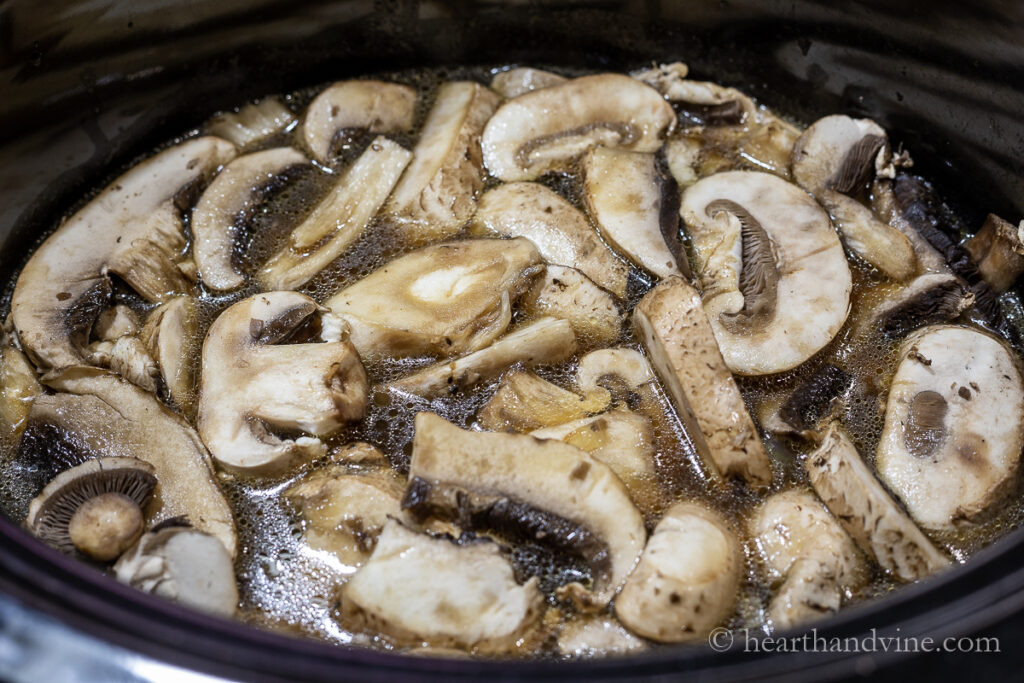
207,97,295,148
518,265,622,347
10,137,236,372
765,364,852,436
872,273,974,340
259,137,412,290
0,340,42,438
326,238,542,360
805,423,949,581
481,74,676,182
471,182,629,296
581,147,685,279
478,369,610,432
557,616,648,657
198,292,368,476
302,81,416,161
93,305,140,341
341,520,543,653
576,347,655,401
106,336,160,394
769,558,843,632
193,147,309,291
966,214,1024,293
114,524,238,617
387,317,576,398
681,171,851,375
139,296,200,412
386,82,500,244
405,412,645,606
615,502,741,642
33,369,236,557
876,326,1024,530
26,457,157,562
633,277,771,488
490,67,567,98
822,189,917,281
634,66,754,126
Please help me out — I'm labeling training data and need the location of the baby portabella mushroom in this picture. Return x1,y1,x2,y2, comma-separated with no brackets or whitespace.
615,502,741,642
490,67,567,98
965,214,1024,293
481,74,675,182
876,326,1024,531
302,80,416,161
681,171,851,375
197,292,368,476
518,265,623,347
26,457,157,562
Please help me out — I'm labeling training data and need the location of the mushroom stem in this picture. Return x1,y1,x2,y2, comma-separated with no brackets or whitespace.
68,492,144,562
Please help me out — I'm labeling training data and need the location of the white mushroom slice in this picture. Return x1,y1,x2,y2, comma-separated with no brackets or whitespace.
633,277,771,487
114,525,238,617
259,137,412,290
822,190,917,281
871,273,974,340
207,98,295,148
481,74,676,181
93,305,139,341
407,412,645,606
140,296,200,412
478,369,609,432
576,347,655,398
870,178,950,275
107,336,159,393
791,114,891,197
518,265,622,346
681,171,852,375
387,317,576,398
557,616,648,657
192,147,308,291
769,558,843,632
615,502,741,642
490,67,567,98
386,82,500,243
0,341,42,438
635,69,755,125
806,423,949,582
876,326,1024,530
325,238,542,359
966,214,1024,293
471,182,630,296
630,62,689,94
10,137,236,372
581,147,684,279
302,81,416,161
36,368,236,557
662,136,703,188
197,292,368,476
340,520,543,653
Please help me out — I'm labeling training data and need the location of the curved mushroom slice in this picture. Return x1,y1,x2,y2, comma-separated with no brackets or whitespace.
302,81,416,161
633,277,771,488
387,317,576,398
207,97,295,148
615,502,741,642
260,137,412,290
193,147,309,291
481,74,676,182
341,520,544,653
634,66,754,126
576,347,654,402
806,423,949,582
0,340,42,438
105,336,159,394
93,305,139,341
198,292,368,476
140,296,200,412
10,137,236,372
490,67,567,99
406,412,646,606
557,616,648,657
876,326,1024,531
581,147,685,280
386,82,500,244
871,273,974,340
681,171,851,375
34,368,236,557
870,178,951,276
326,238,542,360
471,182,629,296
769,558,842,632
519,265,622,347
478,369,609,433
822,190,917,281
966,213,1024,293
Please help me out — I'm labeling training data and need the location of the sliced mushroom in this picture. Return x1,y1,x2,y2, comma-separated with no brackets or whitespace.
386,82,500,243
581,147,685,279
478,369,610,433
139,296,200,412
632,67,755,126
876,326,1024,530
822,190,917,281
259,137,412,290
93,305,139,341
0,340,42,438
325,238,542,360
518,265,622,347
870,177,951,275
965,214,1024,293
192,147,309,291
557,616,648,657
871,273,974,340
106,336,160,394
681,171,851,375
769,558,842,632
114,524,238,616
615,502,741,642
10,137,236,372
805,423,949,581
470,182,629,296
764,363,852,436
197,291,367,476
387,317,576,398
490,67,567,98
340,520,543,653
633,277,771,488
791,114,894,197
302,81,416,161
481,74,676,182
26,457,157,562
405,412,646,606
207,97,295,148
576,347,655,402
